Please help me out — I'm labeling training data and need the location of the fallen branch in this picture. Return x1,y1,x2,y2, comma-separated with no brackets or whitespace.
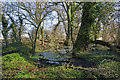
2,50,19,56
90,40,120,56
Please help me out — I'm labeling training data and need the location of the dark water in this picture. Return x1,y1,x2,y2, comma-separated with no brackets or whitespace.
34,46,73,65
34,46,98,67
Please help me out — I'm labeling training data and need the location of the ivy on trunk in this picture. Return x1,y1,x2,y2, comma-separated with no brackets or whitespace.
73,3,95,56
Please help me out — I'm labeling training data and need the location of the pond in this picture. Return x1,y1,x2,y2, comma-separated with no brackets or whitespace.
34,46,73,66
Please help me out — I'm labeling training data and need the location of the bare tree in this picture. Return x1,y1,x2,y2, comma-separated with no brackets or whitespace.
13,2,55,54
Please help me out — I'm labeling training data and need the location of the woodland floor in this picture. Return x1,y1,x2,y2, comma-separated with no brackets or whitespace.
2,49,120,79
1,41,120,79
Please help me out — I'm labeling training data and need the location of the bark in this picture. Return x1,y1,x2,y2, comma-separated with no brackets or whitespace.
41,26,44,45
32,26,40,54
2,50,19,56
18,5,22,44
7,14,18,42
62,2,81,46
66,4,71,46
27,32,34,51
12,23,18,42
71,2,76,44
73,3,95,56
19,26,21,43
38,26,41,40
2,31,8,47
91,40,120,56
117,25,120,46
2,15,9,47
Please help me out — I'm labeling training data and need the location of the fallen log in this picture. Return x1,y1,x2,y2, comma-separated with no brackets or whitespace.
115,45,120,49
2,50,19,56
90,40,120,56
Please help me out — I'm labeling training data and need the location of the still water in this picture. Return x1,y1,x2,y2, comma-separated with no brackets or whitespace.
34,46,73,65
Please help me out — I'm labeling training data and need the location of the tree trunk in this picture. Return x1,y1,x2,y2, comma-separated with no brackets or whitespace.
32,25,41,54
117,24,120,46
73,3,95,56
19,26,21,43
2,31,8,47
41,20,44,45
65,4,71,46
71,2,76,44
41,26,44,45
38,26,41,40
18,23,22,53
67,8,71,46
12,23,18,42
4,36,8,47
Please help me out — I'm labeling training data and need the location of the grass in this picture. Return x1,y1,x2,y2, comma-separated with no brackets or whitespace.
2,53,107,79
2,44,120,79
2,42,32,57
98,59,120,78
76,51,120,78
2,53,38,78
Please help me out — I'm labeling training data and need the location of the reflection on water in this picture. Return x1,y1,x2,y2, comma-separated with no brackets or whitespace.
34,46,73,65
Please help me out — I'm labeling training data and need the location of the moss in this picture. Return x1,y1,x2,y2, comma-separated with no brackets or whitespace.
76,51,120,78
2,53,92,78
2,51,120,78
2,53,37,78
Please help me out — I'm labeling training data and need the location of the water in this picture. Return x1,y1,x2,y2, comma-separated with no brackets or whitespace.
34,46,72,65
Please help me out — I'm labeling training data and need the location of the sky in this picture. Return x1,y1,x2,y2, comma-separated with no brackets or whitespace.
0,1,119,39
0,8,58,39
